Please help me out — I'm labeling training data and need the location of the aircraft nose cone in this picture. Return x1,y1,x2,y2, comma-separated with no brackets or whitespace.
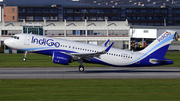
4,39,9,46
4,39,13,47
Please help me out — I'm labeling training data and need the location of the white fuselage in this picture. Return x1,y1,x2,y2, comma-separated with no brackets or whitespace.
5,30,175,67
5,34,143,66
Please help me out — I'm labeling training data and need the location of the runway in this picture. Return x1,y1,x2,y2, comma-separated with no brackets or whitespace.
0,67,180,79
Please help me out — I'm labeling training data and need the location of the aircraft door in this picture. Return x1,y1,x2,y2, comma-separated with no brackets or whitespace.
24,35,31,45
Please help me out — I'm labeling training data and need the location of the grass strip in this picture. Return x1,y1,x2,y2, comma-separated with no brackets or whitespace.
0,79,180,101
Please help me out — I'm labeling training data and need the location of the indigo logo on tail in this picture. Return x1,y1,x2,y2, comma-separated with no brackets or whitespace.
157,32,171,42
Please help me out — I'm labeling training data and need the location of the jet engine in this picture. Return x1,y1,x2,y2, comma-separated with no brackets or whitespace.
52,52,73,65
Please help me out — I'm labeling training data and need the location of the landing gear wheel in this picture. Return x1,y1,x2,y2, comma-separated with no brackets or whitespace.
79,65,84,72
23,51,28,62
22,58,26,62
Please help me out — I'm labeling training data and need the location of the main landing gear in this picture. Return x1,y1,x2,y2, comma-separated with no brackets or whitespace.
78,59,84,72
79,65,84,72
22,51,28,62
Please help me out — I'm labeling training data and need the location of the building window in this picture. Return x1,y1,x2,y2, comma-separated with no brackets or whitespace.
174,17,180,20
74,9,81,13
74,17,81,20
112,9,119,13
2,30,7,35
87,30,107,36
134,23,139,25
66,9,73,13
154,16,161,20
147,10,154,13
18,8,25,13
162,10,167,13
66,16,73,20
18,16,25,20
155,23,161,26
141,16,146,20
51,16,58,20
43,17,50,20
174,10,180,13
26,9,33,13
97,17,103,20
2,30,21,36
121,11,125,17
133,16,140,20
141,10,147,13
90,9,96,13
127,16,132,20
148,16,153,20
12,8,15,13
126,9,133,13
104,9,111,13
121,17,125,21
97,9,104,13
35,9,42,13
163,16,167,19
34,16,42,20
148,23,153,26
51,9,57,13
112,17,120,21
80,30,85,35
12,16,15,20
26,16,33,20
134,9,140,13
82,9,88,13
43,9,50,13
89,17,96,20
155,10,161,13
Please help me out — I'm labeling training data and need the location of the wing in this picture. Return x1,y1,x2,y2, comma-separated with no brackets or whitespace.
70,42,114,60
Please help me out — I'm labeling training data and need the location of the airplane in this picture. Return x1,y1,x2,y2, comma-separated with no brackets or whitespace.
4,30,178,72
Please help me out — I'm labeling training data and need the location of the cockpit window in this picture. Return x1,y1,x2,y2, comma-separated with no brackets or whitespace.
11,36,19,40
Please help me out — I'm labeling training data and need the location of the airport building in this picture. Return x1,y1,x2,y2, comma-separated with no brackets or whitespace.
0,0,180,53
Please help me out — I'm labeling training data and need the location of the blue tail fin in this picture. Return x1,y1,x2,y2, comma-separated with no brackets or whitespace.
140,30,177,58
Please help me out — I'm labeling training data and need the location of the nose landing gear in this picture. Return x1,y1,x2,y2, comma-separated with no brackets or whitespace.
22,51,28,62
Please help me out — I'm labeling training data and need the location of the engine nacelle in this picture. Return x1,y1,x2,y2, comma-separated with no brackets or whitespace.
52,52,72,65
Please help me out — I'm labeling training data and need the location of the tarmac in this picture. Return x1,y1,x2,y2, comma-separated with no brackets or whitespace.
0,67,180,79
